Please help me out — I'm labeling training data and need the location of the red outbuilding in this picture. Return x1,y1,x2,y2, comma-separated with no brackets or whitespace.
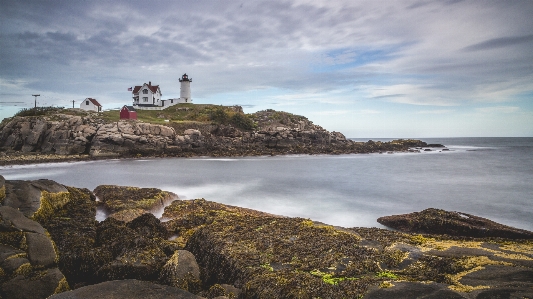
120,105,137,119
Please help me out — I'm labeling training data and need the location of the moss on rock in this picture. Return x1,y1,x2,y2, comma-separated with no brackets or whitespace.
32,191,71,223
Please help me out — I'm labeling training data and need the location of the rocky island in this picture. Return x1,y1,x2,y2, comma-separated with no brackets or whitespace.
1,176,532,299
0,105,436,165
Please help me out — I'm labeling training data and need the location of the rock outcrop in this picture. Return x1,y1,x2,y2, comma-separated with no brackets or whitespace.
0,205,68,299
377,208,533,239
94,185,177,222
0,110,431,164
4,177,531,298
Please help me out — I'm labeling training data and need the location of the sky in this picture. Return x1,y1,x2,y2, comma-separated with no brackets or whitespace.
1,0,532,138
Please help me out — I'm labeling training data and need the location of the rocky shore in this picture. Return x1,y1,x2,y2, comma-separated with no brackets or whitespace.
1,176,532,299
0,108,438,166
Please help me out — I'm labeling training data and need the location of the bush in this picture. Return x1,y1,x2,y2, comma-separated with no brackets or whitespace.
14,106,64,117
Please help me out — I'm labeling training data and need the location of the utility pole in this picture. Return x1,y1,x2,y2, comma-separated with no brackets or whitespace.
71,100,75,108
32,94,40,108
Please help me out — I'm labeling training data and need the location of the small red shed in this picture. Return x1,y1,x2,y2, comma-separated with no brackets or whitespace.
120,105,137,119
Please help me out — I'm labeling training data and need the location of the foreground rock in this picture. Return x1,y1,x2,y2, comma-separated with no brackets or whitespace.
0,204,68,299
377,208,533,239
3,177,532,298
94,185,177,222
48,279,204,299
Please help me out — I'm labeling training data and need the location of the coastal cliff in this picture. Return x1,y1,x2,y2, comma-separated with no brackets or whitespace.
0,106,432,164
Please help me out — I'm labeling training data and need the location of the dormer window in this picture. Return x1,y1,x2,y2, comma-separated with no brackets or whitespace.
143,89,148,94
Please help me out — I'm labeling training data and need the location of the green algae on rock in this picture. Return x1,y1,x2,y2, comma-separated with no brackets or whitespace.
93,185,177,223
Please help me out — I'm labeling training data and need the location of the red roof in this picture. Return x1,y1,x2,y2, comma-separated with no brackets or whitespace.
132,82,160,94
86,98,101,107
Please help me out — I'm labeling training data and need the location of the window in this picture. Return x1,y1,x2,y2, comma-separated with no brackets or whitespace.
143,89,148,94
143,97,148,102
86,101,89,105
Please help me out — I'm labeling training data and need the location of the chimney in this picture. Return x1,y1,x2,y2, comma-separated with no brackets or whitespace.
149,81,151,86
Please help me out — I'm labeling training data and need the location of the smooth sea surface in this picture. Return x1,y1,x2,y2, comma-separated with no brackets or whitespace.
1,137,532,231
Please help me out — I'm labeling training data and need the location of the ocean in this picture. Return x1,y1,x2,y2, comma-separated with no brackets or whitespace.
1,137,532,231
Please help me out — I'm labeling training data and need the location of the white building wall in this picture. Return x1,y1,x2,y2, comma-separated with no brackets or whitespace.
80,100,99,112
180,80,191,101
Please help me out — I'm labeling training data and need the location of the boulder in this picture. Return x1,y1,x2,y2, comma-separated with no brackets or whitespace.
1,267,67,299
377,208,533,239
159,250,201,292
25,232,57,267
95,217,172,282
362,282,466,299
2,179,68,218
48,279,204,299
0,206,46,234
126,213,168,239
93,185,176,216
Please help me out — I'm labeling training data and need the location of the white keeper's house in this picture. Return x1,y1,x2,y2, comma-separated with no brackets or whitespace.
131,74,192,111
79,98,102,112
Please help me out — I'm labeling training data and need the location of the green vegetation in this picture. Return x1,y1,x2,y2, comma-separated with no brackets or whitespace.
32,191,72,223
376,271,398,280
310,269,358,285
14,106,65,117
99,104,256,130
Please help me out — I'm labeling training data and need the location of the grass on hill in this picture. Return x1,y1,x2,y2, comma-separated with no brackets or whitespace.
101,104,256,130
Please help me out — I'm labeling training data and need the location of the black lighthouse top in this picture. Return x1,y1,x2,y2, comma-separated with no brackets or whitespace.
179,73,191,82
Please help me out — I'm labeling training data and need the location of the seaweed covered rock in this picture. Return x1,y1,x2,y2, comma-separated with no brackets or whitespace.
127,213,169,239
0,175,5,204
185,215,393,298
2,179,68,218
351,227,533,297
95,216,171,282
33,186,101,288
162,198,279,247
159,250,201,293
2,267,68,299
0,206,68,299
377,208,533,239
94,185,176,222
48,279,205,299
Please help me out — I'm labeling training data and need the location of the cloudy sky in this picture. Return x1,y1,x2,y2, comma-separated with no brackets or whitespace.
1,0,532,137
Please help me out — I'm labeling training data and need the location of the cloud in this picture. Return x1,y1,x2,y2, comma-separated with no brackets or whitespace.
0,0,532,136
463,34,533,52
416,109,454,114
476,106,520,114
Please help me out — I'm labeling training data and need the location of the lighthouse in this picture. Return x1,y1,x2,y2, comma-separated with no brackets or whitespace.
178,73,192,103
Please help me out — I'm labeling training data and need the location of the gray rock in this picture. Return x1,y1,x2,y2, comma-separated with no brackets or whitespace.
0,206,46,234
460,265,533,287
0,244,24,261
48,279,204,299
363,282,466,299
377,208,533,239
26,232,57,267
1,267,66,299
159,250,201,288
3,179,67,218
473,287,533,299
1,257,29,274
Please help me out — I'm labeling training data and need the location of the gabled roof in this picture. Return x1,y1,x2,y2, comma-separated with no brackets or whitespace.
86,98,102,107
122,105,136,111
132,82,160,94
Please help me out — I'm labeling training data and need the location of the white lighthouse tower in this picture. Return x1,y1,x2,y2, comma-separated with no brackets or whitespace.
178,73,192,103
